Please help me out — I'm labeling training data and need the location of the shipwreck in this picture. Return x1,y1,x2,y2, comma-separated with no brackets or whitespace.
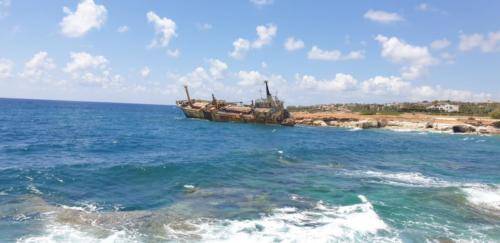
176,81,295,126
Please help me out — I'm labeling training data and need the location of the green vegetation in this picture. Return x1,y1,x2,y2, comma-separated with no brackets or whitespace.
288,101,500,117
490,109,500,119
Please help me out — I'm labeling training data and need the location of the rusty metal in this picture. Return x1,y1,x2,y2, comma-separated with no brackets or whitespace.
176,81,295,126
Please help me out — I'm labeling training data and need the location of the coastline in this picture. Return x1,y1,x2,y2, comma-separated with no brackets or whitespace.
291,112,500,135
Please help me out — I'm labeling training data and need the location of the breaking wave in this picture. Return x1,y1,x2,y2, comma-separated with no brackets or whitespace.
461,184,500,215
344,170,455,188
344,170,500,216
17,195,398,242
196,195,396,242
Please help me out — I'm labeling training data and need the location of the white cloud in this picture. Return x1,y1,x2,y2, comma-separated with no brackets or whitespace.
208,59,228,80
459,31,500,53
238,70,287,90
307,46,365,61
252,24,277,49
167,49,180,58
415,3,445,14
361,76,410,95
375,35,436,79
0,58,14,79
146,11,177,48
140,66,150,78
176,59,228,88
416,3,430,11
364,10,403,24
230,24,277,59
64,52,107,73
238,70,265,86
196,23,212,31
284,37,305,51
20,51,56,79
296,73,358,92
117,25,129,33
430,38,450,50
0,0,11,18
60,0,107,38
440,52,455,64
261,62,268,68
64,52,120,88
229,38,251,59
411,85,491,102
250,0,273,6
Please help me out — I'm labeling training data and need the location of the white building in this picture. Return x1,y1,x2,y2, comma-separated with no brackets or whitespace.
426,103,460,112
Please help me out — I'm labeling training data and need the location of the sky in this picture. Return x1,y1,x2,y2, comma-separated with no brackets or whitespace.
0,0,499,105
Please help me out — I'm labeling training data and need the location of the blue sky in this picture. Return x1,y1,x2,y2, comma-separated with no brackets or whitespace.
0,0,499,105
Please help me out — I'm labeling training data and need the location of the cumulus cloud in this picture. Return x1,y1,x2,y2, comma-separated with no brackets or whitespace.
307,46,365,61
459,30,500,53
430,38,450,50
176,59,228,88
20,51,56,79
364,10,403,24
64,52,107,73
237,71,287,91
117,25,129,33
64,52,120,88
230,24,277,59
411,85,491,102
146,11,177,48
361,76,410,95
0,58,14,79
167,49,180,58
60,0,107,38
375,35,436,80
252,24,277,49
296,73,358,92
250,0,273,6
237,70,265,86
284,37,305,51
140,66,150,78
229,38,251,59
208,59,228,80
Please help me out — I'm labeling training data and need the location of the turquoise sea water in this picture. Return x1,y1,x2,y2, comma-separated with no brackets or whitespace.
0,98,499,242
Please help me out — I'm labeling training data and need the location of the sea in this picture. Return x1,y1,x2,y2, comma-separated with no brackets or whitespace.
0,98,499,242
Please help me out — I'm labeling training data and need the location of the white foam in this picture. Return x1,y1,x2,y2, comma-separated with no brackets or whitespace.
345,170,455,188
195,195,397,242
18,223,137,243
183,184,195,189
27,184,43,195
461,184,500,213
345,170,500,214
60,202,101,213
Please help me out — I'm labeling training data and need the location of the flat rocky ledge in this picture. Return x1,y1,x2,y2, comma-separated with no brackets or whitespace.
291,112,500,135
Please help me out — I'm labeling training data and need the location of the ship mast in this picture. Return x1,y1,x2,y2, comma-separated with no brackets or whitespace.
183,85,192,106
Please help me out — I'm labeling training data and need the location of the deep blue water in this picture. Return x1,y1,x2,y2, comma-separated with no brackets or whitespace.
0,98,499,242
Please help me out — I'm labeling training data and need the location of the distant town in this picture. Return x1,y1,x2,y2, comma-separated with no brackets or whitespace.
288,100,500,119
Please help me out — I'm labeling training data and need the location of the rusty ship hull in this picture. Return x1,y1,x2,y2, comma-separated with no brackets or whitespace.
176,81,295,126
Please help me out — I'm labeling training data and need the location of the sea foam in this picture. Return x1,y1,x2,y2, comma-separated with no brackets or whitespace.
195,195,397,242
345,170,500,215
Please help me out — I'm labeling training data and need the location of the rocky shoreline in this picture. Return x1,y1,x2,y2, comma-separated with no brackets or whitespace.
291,112,500,135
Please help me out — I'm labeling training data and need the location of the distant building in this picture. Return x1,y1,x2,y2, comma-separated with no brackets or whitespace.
426,103,460,112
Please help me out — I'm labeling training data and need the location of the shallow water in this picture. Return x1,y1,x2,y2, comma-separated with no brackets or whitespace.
0,98,499,242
